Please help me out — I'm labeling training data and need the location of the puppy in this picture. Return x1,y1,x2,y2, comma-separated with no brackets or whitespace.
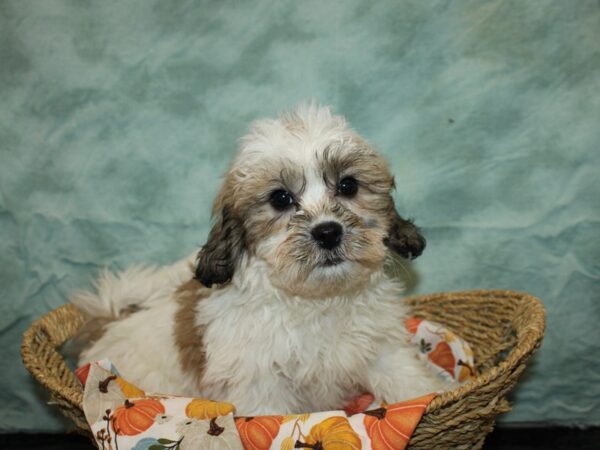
73,104,454,415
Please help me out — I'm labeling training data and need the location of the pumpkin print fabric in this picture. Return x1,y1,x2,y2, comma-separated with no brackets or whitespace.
80,318,474,449
111,398,165,436
235,416,283,450
404,318,477,383
363,394,436,450
81,362,243,450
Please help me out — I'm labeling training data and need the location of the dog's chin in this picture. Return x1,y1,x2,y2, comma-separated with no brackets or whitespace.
272,259,379,299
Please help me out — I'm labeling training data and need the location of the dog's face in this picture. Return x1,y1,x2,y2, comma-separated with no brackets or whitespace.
195,105,425,297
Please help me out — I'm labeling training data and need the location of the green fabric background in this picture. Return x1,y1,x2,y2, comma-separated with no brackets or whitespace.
1,0,599,431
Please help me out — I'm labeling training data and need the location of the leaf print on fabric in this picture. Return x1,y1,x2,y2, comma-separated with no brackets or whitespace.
130,437,161,450
444,330,457,343
363,394,435,450
235,416,282,450
111,398,165,436
282,413,310,424
280,436,295,450
114,376,146,398
419,339,432,354
141,437,183,450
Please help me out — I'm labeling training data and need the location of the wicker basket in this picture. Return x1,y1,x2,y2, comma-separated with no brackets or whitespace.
21,290,544,449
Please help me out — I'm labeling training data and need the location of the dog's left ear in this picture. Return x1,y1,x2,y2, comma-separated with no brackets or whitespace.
195,205,245,288
384,209,426,260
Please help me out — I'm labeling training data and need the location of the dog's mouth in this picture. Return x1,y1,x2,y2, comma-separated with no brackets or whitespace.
320,256,344,267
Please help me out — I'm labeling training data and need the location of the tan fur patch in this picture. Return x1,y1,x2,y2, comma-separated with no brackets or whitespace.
321,139,395,195
216,160,306,253
173,279,210,387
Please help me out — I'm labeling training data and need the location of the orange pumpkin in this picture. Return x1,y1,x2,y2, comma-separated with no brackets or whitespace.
235,416,282,450
428,341,456,377
404,317,422,335
111,398,165,436
363,394,435,450
185,398,235,419
300,416,361,450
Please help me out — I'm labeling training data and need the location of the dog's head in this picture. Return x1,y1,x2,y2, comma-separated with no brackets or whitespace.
195,105,425,297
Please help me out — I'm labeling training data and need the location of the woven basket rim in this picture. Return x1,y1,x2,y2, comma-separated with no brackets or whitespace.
21,303,85,408
21,289,545,429
404,289,546,413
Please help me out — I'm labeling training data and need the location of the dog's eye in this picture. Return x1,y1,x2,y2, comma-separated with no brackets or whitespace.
269,189,295,211
338,177,358,197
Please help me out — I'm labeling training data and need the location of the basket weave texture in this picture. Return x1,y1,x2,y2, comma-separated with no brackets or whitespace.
21,290,544,449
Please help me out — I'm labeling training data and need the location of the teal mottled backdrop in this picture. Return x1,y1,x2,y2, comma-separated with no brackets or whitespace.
1,0,599,431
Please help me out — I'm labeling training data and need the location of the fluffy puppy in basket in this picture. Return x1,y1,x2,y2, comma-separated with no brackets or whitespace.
73,104,454,415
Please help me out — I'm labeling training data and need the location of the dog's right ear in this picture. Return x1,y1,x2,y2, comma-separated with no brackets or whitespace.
195,205,245,288
384,209,426,260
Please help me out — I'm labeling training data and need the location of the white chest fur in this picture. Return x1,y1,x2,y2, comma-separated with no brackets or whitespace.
76,257,442,417
194,261,408,415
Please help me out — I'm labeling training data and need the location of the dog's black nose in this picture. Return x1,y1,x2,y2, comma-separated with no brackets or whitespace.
311,221,343,250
